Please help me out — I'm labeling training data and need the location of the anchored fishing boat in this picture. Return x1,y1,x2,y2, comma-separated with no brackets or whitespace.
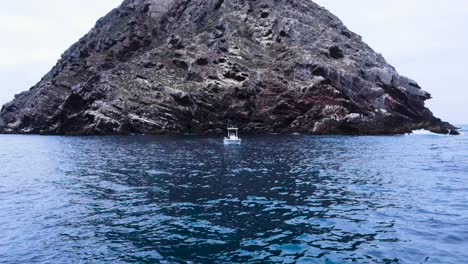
224,126,242,145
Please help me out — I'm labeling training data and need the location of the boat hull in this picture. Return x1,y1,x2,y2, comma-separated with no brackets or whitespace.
224,138,242,145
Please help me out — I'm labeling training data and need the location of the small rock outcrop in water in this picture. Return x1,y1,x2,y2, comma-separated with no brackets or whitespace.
0,0,459,135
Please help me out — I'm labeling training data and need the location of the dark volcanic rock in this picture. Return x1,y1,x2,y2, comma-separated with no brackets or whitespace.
0,0,459,135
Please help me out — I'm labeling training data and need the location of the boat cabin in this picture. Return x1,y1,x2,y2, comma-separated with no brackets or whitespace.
227,127,239,139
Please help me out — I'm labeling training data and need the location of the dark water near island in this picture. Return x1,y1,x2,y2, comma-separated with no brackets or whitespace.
0,127,467,264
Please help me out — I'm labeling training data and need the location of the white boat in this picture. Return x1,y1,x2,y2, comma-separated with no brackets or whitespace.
224,127,242,145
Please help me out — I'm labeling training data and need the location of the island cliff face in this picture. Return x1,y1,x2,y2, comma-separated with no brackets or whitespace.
0,0,459,135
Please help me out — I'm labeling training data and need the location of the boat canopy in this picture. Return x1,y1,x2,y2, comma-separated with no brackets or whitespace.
227,128,239,138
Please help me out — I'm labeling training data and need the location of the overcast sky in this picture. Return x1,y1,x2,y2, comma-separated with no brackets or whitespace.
0,0,466,124
0,0,122,110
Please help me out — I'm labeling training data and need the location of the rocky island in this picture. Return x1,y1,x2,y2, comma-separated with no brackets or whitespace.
0,0,459,135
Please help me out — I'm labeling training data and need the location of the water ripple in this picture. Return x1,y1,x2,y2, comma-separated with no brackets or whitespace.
0,128,467,263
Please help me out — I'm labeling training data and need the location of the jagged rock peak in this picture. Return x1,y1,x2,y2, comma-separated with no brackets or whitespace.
0,0,459,135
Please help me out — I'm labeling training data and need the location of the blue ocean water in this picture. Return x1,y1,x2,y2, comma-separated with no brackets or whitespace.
0,127,467,264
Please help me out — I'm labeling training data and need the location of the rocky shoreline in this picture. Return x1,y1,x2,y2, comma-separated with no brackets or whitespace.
0,0,459,135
